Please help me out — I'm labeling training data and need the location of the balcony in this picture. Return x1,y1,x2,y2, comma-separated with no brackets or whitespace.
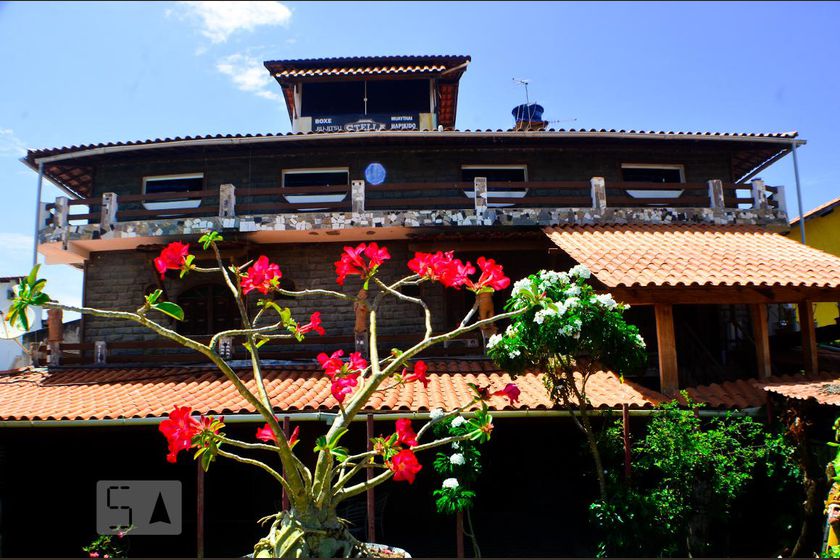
37,177,787,264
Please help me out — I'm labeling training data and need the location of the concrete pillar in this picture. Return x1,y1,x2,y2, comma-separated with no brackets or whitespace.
751,178,768,212
54,196,69,229
590,177,606,210
218,184,236,218
351,180,365,213
474,177,488,215
94,341,108,365
750,303,772,378
775,185,788,214
47,308,63,342
100,192,118,229
707,179,724,211
48,341,61,367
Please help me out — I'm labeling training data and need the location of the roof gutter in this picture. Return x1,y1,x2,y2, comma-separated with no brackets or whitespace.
30,131,807,167
0,406,762,428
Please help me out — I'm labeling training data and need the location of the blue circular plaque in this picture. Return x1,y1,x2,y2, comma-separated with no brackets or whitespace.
365,162,387,185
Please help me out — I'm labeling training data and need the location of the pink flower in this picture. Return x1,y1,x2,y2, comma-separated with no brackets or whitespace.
256,424,299,447
159,406,200,463
466,257,510,293
395,418,418,447
317,349,345,378
403,360,429,388
296,311,325,336
389,449,422,483
335,242,390,285
241,255,282,295
153,242,190,279
89,553,99,558
331,375,358,404
347,351,368,375
493,383,521,405
409,251,475,289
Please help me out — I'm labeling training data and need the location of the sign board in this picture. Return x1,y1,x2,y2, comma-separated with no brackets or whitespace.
312,114,419,133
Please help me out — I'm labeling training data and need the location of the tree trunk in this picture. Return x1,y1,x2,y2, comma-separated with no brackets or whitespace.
579,407,607,500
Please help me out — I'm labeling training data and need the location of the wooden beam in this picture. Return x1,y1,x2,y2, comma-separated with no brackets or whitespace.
655,304,679,397
750,303,772,378
611,286,840,306
799,301,819,375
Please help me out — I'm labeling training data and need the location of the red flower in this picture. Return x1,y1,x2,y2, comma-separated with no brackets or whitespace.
347,351,368,375
159,406,200,463
241,255,282,295
317,349,345,378
403,360,429,388
389,449,423,484
493,383,521,405
297,311,326,336
153,242,190,280
331,375,359,404
89,553,99,558
466,257,510,293
409,251,475,289
395,418,418,447
335,242,390,285
256,424,299,447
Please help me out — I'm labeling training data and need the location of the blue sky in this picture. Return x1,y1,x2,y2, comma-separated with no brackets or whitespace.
0,1,838,312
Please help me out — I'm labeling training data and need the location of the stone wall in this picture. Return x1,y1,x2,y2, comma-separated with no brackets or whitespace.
82,240,452,346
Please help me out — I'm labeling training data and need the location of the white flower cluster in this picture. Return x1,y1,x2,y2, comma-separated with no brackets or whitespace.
592,293,617,310
538,269,570,286
449,453,465,465
443,478,459,489
451,416,466,428
559,318,583,338
486,333,502,349
565,283,581,297
511,277,533,298
634,333,646,348
430,407,446,421
505,323,519,337
569,264,591,280
508,348,521,358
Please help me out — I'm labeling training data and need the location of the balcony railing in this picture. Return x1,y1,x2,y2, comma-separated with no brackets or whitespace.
39,177,784,230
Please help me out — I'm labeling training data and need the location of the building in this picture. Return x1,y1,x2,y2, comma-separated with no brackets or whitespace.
785,195,840,328
2,54,840,557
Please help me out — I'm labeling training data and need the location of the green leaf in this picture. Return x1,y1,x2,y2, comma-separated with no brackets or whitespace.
145,289,162,305
151,301,185,321
199,231,223,250
26,264,41,286
313,435,328,452
328,427,349,448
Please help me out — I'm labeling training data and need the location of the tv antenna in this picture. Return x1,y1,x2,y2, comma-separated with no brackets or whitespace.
512,77,531,105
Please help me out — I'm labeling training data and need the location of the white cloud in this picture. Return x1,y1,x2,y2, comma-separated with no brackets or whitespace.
176,1,292,44
216,53,280,101
0,129,27,158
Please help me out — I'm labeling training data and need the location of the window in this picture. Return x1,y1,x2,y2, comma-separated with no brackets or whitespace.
620,164,684,202
301,82,365,117
301,80,431,118
281,168,349,209
177,284,240,336
142,174,204,210
461,165,528,207
366,80,430,114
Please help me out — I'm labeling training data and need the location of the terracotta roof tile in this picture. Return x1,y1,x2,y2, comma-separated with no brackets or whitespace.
680,371,840,409
0,361,663,422
274,64,446,79
544,224,840,288
756,371,840,406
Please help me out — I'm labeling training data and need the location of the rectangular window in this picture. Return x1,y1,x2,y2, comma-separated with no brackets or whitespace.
142,174,204,210
366,79,431,114
461,165,528,207
621,164,685,183
281,168,349,209
301,82,365,117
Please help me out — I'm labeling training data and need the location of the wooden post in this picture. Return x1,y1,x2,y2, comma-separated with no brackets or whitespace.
351,180,365,213
655,304,679,396
366,414,376,543
218,184,236,218
750,303,772,378
197,461,205,560
282,416,290,512
473,177,488,215
590,177,606,210
54,196,69,228
622,403,632,480
799,301,819,375
456,510,465,558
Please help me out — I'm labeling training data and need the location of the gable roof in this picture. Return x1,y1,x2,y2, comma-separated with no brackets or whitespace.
789,195,840,227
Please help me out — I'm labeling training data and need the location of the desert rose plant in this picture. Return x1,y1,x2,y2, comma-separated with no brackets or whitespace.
8,234,529,558
486,267,647,499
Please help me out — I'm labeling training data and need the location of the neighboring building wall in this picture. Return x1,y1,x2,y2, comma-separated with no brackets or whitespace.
785,208,840,327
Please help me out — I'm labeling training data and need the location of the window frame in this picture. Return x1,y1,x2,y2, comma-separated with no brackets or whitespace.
620,163,686,183
460,164,529,207
141,173,204,211
281,167,350,206
620,163,685,202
